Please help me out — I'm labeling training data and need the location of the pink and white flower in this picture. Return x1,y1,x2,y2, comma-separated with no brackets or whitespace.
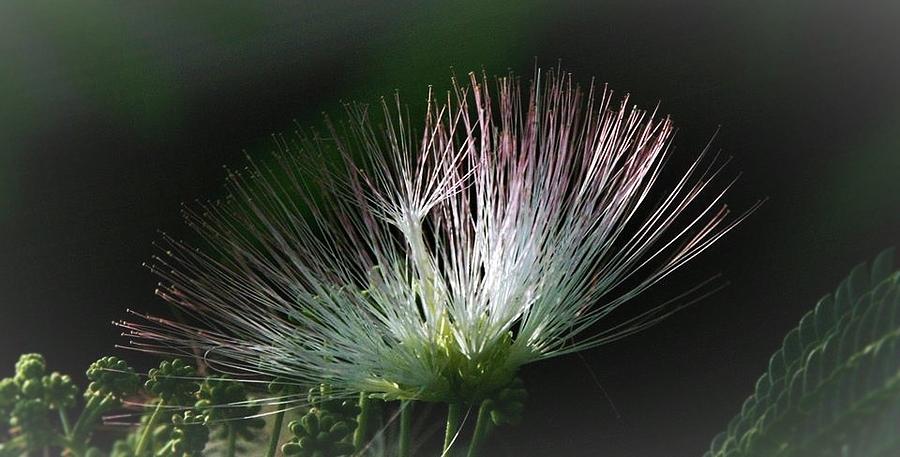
120,70,755,403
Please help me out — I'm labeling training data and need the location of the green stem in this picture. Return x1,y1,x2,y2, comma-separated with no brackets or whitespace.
4,435,26,451
443,402,462,453
466,401,493,457
69,394,99,440
226,423,237,457
398,401,413,457
50,433,73,452
134,400,164,456
353,392,372,451
68,394,107,456
265,409,286,457
58,407,71,437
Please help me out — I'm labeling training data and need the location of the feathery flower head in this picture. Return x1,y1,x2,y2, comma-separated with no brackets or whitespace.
121,69,753,404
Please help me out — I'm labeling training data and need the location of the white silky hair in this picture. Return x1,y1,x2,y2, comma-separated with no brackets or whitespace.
120,69,756,403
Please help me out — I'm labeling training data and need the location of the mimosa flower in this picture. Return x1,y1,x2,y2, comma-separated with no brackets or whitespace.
120,70,754,404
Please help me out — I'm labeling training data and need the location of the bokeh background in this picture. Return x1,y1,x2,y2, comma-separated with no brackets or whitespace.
1,1,898,456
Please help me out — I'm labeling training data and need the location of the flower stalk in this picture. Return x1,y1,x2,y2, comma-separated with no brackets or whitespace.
467,401,494,457
354,393,372,451
443,402,463,453
134,400,163,455
226,423,237,457
265,408,286,457
57,409,70,437
398,400,413,457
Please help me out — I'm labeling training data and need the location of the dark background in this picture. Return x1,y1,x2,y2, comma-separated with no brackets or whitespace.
1,1,898,456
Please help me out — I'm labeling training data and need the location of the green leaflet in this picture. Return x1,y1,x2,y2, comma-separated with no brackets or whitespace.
704,248,900,457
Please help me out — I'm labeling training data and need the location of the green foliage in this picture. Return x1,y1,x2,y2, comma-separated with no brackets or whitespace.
704,248,900,457
0,355,146,455
0,340,532,456
0,355,275,456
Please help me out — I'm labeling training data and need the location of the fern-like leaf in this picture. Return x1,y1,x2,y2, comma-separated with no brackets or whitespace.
704,248,899,457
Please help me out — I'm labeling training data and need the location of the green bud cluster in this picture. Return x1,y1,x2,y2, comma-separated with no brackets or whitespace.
2,353,515,456
282,410,356,457
145,359,198,404
0,378,17,429
281,386,361,457
10,398,53,450
73,356,141,454
484,377,527,426
0,354,208,456
196,376,265,441
1,354,57,451
43,372,78,410
14,353,46,400
86,356,141,401
110,438,138,457
13,354,45,385
157,410,210,457
306,385,361,421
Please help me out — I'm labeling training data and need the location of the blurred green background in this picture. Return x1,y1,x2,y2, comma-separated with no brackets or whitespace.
1,1,897,456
